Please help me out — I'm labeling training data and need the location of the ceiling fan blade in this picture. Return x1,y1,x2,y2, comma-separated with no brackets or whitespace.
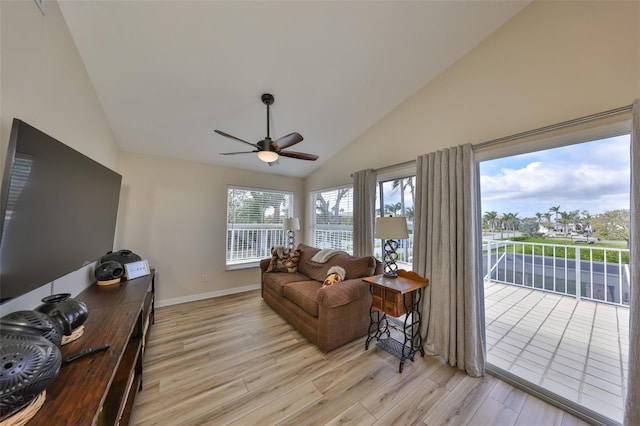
219,150,258,155
215,130,258,148
275,132,303,150
279,150,319,161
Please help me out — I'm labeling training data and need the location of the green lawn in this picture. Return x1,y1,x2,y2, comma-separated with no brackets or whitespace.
487,236,629,264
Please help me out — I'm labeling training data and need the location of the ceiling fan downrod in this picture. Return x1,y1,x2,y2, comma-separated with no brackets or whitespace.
261,93,274,139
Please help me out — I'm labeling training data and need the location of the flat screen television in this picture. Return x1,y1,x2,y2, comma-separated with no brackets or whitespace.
0,119,122,304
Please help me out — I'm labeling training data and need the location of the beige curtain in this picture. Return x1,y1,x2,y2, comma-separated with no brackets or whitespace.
353,169,377,256
413,144,485,377
624,98,640,426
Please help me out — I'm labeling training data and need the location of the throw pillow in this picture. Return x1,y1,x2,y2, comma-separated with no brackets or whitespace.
266,246,300,273
322,265,346,287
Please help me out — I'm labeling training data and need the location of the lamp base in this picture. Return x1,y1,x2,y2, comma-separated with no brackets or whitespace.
287,230,296,250
382,239,399,278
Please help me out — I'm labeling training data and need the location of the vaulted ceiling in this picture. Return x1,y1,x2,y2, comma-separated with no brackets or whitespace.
58,1,529,177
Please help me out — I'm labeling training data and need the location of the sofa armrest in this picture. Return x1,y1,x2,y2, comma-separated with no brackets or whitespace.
317,278,370,308
260,258,271,273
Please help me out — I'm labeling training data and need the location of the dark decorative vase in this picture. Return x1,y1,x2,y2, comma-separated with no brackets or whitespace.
35,293,89,336
0,334,61,418
0,310,64,347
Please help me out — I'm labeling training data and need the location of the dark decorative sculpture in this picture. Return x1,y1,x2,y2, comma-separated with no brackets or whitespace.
0,310,64,347
0,334,61,419
0,294,89,419
94,260,124,282
99,249,141,266
35,293,88,335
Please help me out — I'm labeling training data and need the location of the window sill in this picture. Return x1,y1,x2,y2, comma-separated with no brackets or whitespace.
225,261,261,271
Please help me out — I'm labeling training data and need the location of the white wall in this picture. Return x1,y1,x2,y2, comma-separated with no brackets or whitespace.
0,0,120,314
116,151,304,305
305,0,640,192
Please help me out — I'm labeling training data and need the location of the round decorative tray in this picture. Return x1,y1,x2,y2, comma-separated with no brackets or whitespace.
61,325,85,345
0,391,46,426
97,277,121,286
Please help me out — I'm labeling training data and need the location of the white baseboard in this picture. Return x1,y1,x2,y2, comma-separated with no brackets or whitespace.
155,283,261,308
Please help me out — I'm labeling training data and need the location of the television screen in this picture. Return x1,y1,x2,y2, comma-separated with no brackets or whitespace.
0,119,122,303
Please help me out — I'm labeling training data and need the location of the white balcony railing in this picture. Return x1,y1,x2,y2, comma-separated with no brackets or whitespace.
313,226,354,253
484,239,630,306
227,225,418,267
227,225,287,264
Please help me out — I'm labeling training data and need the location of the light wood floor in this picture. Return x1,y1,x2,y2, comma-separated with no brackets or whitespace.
131,290,590,426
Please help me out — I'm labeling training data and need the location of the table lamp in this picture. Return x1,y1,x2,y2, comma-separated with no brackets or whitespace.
375,216,409,278
283,217,300,249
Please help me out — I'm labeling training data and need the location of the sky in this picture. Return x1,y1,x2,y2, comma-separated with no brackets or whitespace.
479,134,630,219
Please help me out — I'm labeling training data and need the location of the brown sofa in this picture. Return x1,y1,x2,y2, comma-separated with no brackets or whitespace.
260,243,382,352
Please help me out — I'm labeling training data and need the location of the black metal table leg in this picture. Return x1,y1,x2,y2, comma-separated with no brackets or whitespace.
366,288,390,350
397,288,425,372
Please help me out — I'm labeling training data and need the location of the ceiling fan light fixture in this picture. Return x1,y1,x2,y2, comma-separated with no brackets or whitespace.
257,150,279,163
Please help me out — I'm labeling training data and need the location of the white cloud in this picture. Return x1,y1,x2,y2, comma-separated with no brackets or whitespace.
480,135,630,217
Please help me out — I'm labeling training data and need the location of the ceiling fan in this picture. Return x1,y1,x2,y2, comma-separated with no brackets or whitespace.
216,93,319,165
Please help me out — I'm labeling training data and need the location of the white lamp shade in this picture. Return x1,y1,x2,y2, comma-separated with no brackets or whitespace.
283,217,300,231
375,216,409,239
257,150,279,163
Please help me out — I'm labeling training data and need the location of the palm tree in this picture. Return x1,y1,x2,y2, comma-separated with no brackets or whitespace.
543,212,552,231
502,212,520,238
558,211,572,236
581,210,593,235
391,177,415,208
483,211,499,234
384,202,402,216
510,213,520,237
535,212,543,232
549,206,561,230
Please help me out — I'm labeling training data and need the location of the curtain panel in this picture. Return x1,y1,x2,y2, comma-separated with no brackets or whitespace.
624,98,640,426
413,144,485,377
353,169,377,257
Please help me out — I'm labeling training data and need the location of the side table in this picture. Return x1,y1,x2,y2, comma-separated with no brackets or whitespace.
363,271,429,373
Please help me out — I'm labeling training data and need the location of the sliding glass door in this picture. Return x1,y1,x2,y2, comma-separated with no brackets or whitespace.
480,133,631,424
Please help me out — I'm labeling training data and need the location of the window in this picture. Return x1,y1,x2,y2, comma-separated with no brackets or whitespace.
311,186,354,253
376,176,415,269
226,186,292,269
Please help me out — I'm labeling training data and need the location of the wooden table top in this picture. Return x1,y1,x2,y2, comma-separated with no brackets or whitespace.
363,272,429,294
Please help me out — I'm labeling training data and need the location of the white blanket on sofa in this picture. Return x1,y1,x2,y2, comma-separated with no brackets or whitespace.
311,249,347,263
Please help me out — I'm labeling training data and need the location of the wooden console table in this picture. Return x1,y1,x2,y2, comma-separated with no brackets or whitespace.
28,271,155,425
363,272,428,373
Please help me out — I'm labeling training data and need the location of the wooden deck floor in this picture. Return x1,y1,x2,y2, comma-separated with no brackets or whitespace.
485,281,629,423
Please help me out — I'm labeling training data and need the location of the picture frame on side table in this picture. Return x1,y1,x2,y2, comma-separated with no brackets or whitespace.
125,259,150,280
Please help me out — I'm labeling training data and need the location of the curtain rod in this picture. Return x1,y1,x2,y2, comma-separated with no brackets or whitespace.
373,159,416,174
351,159,416,178
473,104,632,149
353,104,633,177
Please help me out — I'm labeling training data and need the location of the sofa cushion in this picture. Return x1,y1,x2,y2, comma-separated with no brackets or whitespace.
296,243,376,282
317,278,369,308
284,281,322,317
263,271,311,297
